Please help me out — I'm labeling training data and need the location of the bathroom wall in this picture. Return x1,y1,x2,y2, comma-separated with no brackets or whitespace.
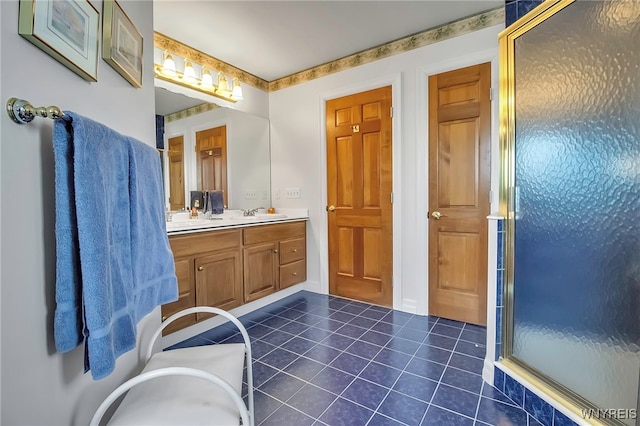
268,24,503,314
0,1,157,424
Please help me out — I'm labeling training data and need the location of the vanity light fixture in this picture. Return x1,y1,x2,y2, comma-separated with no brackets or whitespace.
182,60,198,84
162,51,176,76
201,68,214,89
232,78,243,100
154,53,240,103
217,72,229,93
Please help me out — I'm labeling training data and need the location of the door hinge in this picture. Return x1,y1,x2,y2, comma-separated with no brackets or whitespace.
390,192,394,204
489,87,494,101
390,107,393,118
489,190,494,203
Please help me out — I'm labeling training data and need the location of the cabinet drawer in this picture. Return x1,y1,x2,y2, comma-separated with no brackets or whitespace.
243,221,305,245
169,229,241,257
280,260,306,289
279,238,305,265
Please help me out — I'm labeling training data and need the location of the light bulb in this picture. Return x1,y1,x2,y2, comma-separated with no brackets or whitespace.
162,52,176,77
201,68,214,89
232,78,243,100
183,60,197,84
217,73,228,92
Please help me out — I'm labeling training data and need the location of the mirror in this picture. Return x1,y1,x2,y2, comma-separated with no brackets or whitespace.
155,86,271,211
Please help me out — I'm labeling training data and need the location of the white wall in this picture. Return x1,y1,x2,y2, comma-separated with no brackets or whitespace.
268,24,503,314
0,1,158,424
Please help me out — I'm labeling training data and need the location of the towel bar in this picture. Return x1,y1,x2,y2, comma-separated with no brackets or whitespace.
6,97,67,124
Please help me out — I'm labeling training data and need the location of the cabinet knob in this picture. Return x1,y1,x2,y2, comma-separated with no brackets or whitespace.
162,316,167,322
198,266,204,271
292,249,297,253
273,249,278,254
292,272,298,276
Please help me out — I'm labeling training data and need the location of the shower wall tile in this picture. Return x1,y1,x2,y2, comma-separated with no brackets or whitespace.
505,374,525,406
504,0,544,26
494,366,580,426
495,218,505,361
524,388,553,426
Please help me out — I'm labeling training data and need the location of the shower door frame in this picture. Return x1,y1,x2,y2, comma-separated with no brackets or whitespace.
498,0,637,424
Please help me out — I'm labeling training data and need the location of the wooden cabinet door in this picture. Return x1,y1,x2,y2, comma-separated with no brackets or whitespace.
195,250,243,321
161,257,196,335
243,242,278,302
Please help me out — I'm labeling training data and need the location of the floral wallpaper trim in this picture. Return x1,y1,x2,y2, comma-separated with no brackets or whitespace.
268,7,504,91
165,102,220,123
154,32,270,91
156,7,504,93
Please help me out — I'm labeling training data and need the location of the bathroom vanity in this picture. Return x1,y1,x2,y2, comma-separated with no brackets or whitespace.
161,210,308,334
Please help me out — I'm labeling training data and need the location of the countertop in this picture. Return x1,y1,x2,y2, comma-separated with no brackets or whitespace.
166,208,309,236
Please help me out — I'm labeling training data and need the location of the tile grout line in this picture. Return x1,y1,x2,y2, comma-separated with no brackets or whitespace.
419,316,482,425
255,304,485,424
375,315,442,425
256,300,390,425
196,294,494,425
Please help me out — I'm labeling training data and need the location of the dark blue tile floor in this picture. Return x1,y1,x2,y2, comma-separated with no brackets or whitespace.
169,291,535,425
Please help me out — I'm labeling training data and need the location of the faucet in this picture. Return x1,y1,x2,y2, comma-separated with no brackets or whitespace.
241,207,264,216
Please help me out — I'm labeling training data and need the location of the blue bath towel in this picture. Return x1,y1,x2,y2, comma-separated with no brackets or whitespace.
52,117,83,353
53,112,178,380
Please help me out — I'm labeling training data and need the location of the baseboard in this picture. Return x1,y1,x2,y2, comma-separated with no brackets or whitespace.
483,357,495,385
401,299,418,314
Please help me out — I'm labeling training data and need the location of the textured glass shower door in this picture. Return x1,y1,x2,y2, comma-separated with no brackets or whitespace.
508,0,640,424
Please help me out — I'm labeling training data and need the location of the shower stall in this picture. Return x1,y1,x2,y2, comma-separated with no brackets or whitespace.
499,0,640,424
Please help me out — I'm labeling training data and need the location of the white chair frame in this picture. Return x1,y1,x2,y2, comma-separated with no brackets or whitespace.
90,306,254,426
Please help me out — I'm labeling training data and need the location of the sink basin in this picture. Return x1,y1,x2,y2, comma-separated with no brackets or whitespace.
230,214,287,220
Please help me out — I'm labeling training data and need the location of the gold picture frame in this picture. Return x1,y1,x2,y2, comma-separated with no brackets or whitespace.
102,0,143,88
18,0,99,81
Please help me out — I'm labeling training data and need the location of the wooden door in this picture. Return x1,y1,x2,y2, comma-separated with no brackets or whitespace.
428,63,491,326
195,250,242,320
195,126,228,207
168,135,185,211
326,86,393,307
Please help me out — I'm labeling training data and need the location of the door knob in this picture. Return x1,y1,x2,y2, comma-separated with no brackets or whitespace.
431,211,446,220
327,205,336,212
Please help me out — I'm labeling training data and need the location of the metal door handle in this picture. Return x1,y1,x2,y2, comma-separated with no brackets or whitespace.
327,205,336,212
431,211,447,220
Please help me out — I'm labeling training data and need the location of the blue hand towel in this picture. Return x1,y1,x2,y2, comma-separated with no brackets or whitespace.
53,112,178,380
210,190,224,214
